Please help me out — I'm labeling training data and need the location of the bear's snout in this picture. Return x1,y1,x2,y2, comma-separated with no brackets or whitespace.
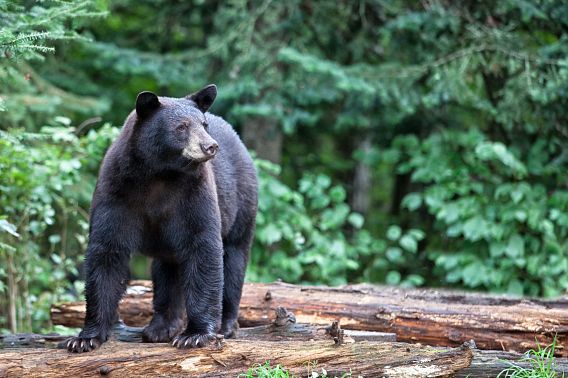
200,141,219,157
181,127,219,162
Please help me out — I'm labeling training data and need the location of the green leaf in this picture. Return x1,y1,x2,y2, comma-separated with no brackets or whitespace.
329,186,346,203
258,224,282,244
506,234,525,258
462,262,484,287
402,193,422,211
438,203,459,224
386,271,401,285
48,234,61,244
507,280,524,296
489,242,505,258
475,141,527,177
0,219,19,238
386,247,402,262
462,217,487,241
347,213,364,229
387,225,402,241
400,235,418,253
403,274,425,287
407,229,425,241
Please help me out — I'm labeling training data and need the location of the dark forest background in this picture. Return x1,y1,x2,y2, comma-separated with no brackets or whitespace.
1,0,568,333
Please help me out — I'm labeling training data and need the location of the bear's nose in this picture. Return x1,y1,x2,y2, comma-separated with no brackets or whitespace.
201,142,219,157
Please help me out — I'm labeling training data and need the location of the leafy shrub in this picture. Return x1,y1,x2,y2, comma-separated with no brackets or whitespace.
0,122,119,332
392,130,568,296
249,159,382,285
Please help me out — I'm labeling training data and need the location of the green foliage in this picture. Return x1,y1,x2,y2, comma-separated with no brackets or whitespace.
0,123,118,332
364,224,425,287
391,130,568,296
0,0,111,332
2,0,568,332
0,0,108,129
0,0,105,60
497,337,565,378
250,159,381,285
274,0,568,297
239,362,292,378
239,361,356,378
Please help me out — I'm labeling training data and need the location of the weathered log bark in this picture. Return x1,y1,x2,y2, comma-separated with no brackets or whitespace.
4,331,568,377
5,310,567,376
51,280,568,355
0,339,472,378
4,311,396,348
0,333,69,349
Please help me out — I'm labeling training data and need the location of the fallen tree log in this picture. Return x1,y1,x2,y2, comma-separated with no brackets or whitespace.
7,308,395,348
0,339,473,378
51,280,568,355
5,311,567,377
4,318,568,377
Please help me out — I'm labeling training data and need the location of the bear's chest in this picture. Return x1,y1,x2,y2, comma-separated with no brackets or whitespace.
144,180,182,221
137,179,188,257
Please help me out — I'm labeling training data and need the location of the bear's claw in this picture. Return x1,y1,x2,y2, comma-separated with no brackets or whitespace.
171,333,216,349
66,336,101,353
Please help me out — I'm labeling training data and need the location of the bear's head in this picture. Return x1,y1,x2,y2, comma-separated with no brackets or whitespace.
133,84,219,170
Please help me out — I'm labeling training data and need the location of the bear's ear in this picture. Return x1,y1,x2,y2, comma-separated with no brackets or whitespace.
136,91,160,119
187,84,217,113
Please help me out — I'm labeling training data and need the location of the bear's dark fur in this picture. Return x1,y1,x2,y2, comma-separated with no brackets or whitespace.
67,85,258,353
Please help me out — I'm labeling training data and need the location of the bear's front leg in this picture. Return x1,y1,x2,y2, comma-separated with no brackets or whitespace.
67,244,130,353
172,234,224,349
67,205,137,353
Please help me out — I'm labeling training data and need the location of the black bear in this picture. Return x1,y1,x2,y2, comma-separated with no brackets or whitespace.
66,84,258,353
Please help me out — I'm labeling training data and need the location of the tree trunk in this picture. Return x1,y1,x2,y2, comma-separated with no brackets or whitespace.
51,281,568,356
241,117,282,164
351,136,373,215
6,252,17,334
0,339,473,378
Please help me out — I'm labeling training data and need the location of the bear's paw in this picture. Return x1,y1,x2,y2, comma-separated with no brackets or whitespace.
171,332,220,349
66,336,102,353
142,318,184,343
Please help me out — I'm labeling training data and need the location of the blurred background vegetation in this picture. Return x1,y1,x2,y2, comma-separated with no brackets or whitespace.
1,0,567,333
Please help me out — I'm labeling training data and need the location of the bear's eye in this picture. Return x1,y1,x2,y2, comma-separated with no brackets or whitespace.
203,121,209,131
176,124,188,133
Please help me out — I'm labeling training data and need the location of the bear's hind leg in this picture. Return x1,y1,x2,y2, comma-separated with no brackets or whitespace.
220,243,248,338
221,218,254,338
142,259,184,343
